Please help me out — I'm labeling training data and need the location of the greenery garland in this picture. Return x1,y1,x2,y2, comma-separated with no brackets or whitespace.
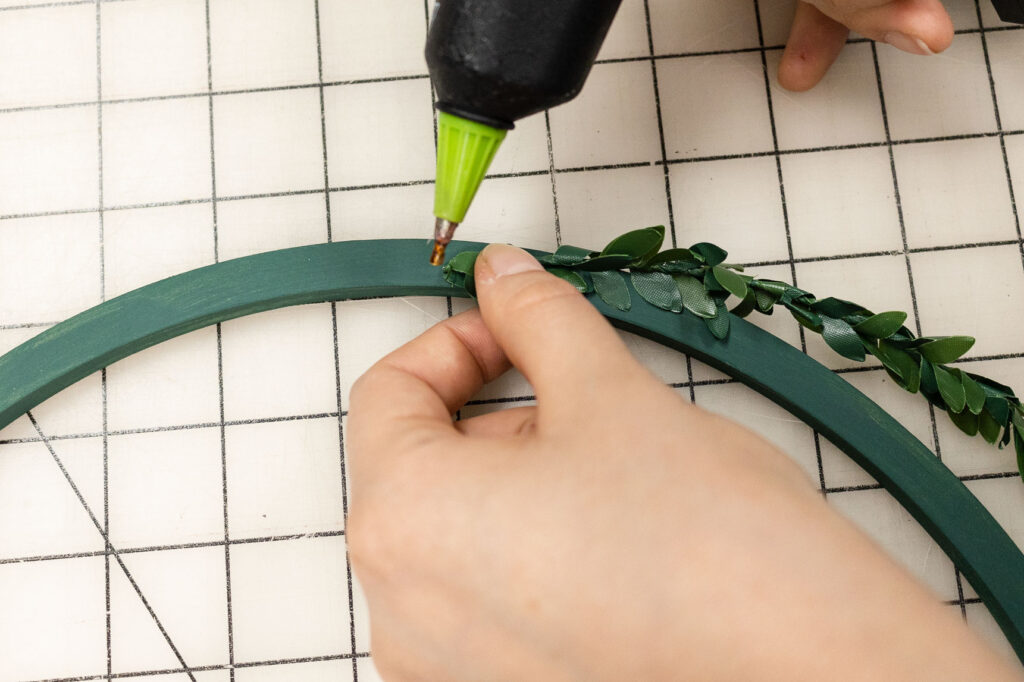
443,226,1024,481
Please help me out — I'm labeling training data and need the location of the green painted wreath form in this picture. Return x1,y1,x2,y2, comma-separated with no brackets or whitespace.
444,226,1024,481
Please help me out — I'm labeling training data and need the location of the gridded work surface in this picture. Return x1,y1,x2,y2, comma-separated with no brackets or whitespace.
1,0,1023,679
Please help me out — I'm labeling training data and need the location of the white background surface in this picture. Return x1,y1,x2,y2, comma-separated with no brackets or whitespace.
1,0,1023,680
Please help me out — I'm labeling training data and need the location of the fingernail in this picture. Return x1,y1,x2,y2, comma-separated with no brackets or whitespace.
479,244,544,279
883,31,934,56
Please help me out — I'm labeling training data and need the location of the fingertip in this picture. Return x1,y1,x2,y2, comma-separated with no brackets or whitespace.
779,2,849,92
778,50,824,92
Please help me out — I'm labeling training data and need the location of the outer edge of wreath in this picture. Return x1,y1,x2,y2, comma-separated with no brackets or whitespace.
0,238,1021,663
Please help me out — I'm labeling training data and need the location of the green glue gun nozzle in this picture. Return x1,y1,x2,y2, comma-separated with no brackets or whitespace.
429,111,507,265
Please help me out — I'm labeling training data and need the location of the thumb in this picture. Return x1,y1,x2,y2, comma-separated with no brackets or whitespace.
473,243,646,418
819,0,953,55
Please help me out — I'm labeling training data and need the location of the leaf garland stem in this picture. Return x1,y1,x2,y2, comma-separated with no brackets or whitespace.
443,226,1024,481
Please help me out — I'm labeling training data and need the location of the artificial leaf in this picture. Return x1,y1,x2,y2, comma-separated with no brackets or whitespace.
918,336,975,364
786,303,823,332
979,409,1002,444
935,365,967,413
646,248,697,267
730,290,758,318
630,271,683,313
973,374,1018,399
1016,424,1024,480
854,311,908,339
712,265,748,300
877,341,921,393
548,268,588,293
820,316,866,361
920,359,939,398
753,280,790,297
961,372,986,415
986,396,1011,426
601,226,664,264
949,408,979,436
753,288,778,313
591,270,631,311
704,303,730,339
690,242,728,267
574,254,634,272
539,245,591,266
444,250,478,275
674,274,717,318
812,297,866,319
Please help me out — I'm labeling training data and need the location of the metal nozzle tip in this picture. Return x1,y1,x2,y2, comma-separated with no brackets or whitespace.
429,241,446,266
430,218,459,266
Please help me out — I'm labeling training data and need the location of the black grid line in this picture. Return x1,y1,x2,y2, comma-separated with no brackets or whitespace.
92,0,111,676
201,0,235,676
749,0,829,494
869,37,970,619
1,529,348,567
20,651,373,682
27,412,197,679
314,0,361,676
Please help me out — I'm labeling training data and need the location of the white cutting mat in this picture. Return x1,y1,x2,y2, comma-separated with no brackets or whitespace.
1,0,1023,679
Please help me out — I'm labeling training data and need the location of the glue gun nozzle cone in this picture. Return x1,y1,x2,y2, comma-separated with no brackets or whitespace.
430,111,507,264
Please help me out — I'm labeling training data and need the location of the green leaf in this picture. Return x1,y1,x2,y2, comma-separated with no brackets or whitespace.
646,248,697,267
877,341,921,393
601,226,665,264
712,265,748,300
730,290,758,318
949,409,979,436
961,372,986,415
591,270,631,311
854,311,908,339
920,359,939,398
674,274,717,318
630,271,683,313
786,304,822,332
820,316,866,362
690,242,728,267
918,336,975,364
752,279,789,297
539,245,591,266
973,374,1018,399
704,303,730,339
444,250,478,275
812,297,866,319
935,365,967,413
753,288,778,313
573,254,634,272
548,268,588,293
978,409,1002,444
1015,424,1024,481
985,396,1011,426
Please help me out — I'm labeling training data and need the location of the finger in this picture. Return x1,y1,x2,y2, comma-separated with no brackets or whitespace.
778,2,850,92
816,0,953,54
473,244,649,419
348,308,510,460
455,405,538,437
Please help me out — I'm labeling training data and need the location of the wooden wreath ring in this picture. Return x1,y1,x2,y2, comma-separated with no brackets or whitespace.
0,238,1021,663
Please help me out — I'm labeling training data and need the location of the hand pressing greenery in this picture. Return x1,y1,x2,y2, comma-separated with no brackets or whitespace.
444,226,1024,480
